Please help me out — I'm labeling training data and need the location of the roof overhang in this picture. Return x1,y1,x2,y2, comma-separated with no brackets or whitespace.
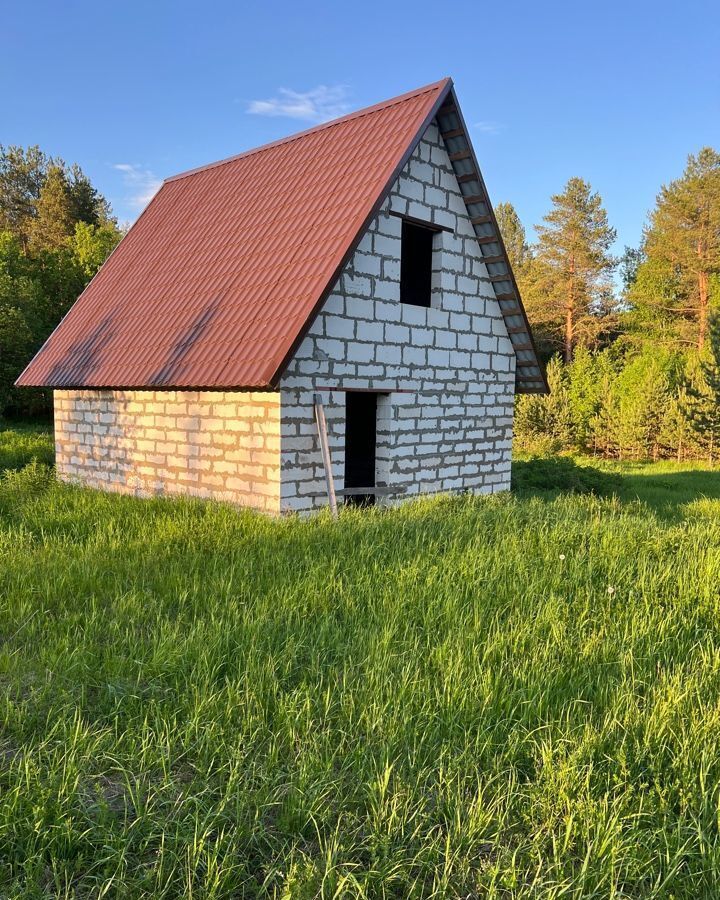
15,78,546,394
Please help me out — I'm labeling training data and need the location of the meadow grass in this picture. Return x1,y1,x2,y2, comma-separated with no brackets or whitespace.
0,423,54,471
2,435,720,896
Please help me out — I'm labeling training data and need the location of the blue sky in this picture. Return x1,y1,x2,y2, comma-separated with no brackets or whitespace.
2,0,719,255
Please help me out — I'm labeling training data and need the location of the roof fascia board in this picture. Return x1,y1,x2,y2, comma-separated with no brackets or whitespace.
442,87,548,393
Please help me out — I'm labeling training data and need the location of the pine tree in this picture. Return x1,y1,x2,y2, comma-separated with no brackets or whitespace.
67,164,115,226
629,148,720,350
534,178,617,362
0,145,49,250
27,165,74,252
494,201,529,274
683,314,720,461
514,356,572,454
0,148,116,254
567,346,602,450
589,350,621,457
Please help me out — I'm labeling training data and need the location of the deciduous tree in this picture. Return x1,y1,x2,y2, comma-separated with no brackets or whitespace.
71,221,122,278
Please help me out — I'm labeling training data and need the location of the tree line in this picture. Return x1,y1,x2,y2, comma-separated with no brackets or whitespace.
0,146,122,418
1,140,719,464
501,147,720,460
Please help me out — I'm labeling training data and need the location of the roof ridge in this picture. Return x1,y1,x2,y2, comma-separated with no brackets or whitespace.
164,77,452,184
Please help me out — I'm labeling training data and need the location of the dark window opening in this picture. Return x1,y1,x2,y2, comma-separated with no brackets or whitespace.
400,219,434,307
344,391,377,507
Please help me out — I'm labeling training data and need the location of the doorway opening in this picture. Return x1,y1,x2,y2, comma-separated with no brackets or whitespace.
344,391,378,507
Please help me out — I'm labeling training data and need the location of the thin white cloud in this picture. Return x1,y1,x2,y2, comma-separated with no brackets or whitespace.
246,85,351,124
473,121,504,135
113,163,162,209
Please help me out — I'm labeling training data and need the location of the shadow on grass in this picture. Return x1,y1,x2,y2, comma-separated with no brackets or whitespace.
614,469,720,518
512,456,720,520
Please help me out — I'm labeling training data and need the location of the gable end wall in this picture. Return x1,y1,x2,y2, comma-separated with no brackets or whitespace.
279,121,515,513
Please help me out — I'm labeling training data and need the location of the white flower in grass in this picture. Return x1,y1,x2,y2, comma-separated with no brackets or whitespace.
607,586,616,595
559,554,566,561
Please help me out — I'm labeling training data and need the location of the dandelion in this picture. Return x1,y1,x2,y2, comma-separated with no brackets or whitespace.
559,554,566,561
608,586,616,595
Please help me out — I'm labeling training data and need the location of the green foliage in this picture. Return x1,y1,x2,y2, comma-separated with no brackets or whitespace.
71,220,121,277
515,356,572,453
494,200,529,272
0,308,33,412
0,458,54,514
1,449,720,895
0,145,49,247
513,345,720,461
626,147,720,349
0,145,121,419
66,163,112,226
682,313,720,460
601,349,680,458
0,424,54,470
27,164,74,252
566,344,603,448
534,177,617,360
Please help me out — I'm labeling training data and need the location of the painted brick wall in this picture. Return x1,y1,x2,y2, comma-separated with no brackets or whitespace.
54,390,281,512
279,120,516,513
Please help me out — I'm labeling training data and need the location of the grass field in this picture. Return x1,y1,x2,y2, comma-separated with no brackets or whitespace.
2,427,720,897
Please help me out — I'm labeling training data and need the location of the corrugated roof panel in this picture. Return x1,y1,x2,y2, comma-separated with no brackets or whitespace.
18,79,451,389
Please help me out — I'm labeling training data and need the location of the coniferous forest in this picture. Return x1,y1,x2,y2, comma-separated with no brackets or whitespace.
503,148,720,460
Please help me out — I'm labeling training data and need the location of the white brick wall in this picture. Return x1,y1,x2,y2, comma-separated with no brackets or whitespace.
54,390,281,513
279,120,515,513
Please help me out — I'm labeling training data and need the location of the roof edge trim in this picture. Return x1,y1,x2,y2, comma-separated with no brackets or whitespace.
441,86,548,393
165,78,453,185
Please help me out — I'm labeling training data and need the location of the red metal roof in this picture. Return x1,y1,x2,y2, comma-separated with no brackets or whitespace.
16,77,545,392
17,80,452,389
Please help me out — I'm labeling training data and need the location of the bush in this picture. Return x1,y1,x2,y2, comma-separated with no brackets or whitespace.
0,426,54,470
512,455,620,496
0,459,54,516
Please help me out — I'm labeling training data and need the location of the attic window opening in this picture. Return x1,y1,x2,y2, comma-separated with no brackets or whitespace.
400,219,438,308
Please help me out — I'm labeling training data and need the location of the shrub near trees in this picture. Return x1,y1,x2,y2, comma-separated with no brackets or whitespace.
0,145,121,419
506,145,720,461
515,326,720,461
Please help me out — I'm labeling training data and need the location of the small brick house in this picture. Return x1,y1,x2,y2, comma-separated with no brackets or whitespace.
17,78,546,514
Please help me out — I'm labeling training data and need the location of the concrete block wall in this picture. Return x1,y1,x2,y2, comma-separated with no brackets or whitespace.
279,120,516,513
54,389,281,513
50,118,516,516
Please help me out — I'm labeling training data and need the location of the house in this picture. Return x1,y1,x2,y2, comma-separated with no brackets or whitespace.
16,78,547,514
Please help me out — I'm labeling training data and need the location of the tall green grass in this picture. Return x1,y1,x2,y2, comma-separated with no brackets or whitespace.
0,423,54,471
2,435,720,896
